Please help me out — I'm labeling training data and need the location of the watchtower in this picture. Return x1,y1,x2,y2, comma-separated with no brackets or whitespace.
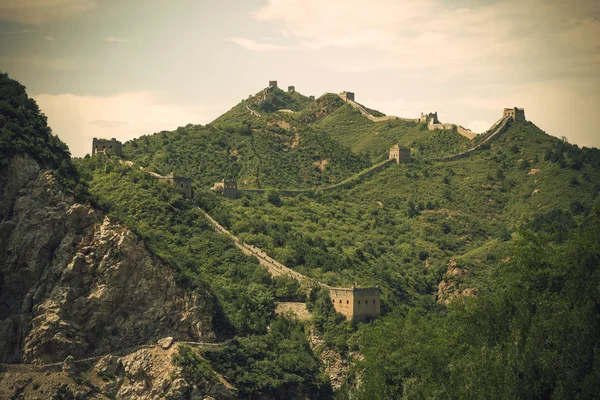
157,172,193,199
223,180,240,199
419,112,439,125
503,107,526,121
288,86,295,93
340,91,355,102
389,144,411,163
329,286,381,322
170,173,193,199
269,80,278,88
92,138,122,156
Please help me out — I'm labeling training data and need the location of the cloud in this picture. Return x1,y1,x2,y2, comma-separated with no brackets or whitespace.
0,0,96,25
1,28,37,34
34,92,221,157
250,0,600,80
227,37,287,52
106,36,130,43
44,35,55,41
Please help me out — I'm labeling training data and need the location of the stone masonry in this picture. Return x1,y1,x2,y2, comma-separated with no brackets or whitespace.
157,172,192,199
92,138,122,156
288,86,295,93
269,80,278,88
389,144,411,163
419,112,440,124
503,107,526,121
329,286,381,322
222,180,240,199
339,91,355,102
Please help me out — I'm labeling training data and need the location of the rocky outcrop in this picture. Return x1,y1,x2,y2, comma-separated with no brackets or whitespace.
0,344,237,400
436,259,478,304
0,156,215,365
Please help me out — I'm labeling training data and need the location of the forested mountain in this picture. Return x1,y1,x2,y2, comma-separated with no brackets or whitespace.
3,74,600,399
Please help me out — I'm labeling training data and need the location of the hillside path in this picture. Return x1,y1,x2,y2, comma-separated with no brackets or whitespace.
0,339,232,370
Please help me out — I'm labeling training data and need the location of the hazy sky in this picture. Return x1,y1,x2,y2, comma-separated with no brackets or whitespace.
1,0,599,157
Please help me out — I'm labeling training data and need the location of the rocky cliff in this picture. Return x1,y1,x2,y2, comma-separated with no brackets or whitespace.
0,156,216,365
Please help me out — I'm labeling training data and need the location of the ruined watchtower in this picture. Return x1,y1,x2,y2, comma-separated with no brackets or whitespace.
288,86,295,93
329,286,381,322
389,144,411,163
92,138,122,156
156,172,192,199
503,107,526,121
340,91,355,102
269,80,278,88
170,173,193,199
419,112,440,125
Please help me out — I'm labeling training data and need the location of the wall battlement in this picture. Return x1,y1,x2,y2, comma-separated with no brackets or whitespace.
339,91,355,102
156,172,193,199
222,180,240,199
92,138,122,156
389,144,411,163
503,107,526,121
329,286,381,322
419,112,439,124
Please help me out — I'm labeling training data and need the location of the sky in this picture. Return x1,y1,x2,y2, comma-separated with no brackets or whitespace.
1,0,599,157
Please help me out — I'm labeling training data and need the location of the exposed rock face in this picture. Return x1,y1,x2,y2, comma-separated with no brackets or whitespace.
436,259,478,304
0,344,237,400
0,156,215,364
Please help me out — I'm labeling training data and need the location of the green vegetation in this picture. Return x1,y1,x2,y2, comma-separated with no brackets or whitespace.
122,119,369,190
0,72,82,193
204,317,331,399
353,210,600,399
255,87,313,113
173,345,218,390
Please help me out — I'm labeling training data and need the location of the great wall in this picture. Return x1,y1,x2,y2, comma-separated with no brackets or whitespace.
245,82,506,143
90,83,525,324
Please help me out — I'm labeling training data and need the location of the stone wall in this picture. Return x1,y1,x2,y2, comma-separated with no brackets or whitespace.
339,91,355,102
389,145,411,163
172,176,192,199
222,180,239,199
92,138,122,156
269,80,278,88
503,107,526,121
329,286,381,322
288,86,295,93
156,172,193,199
420,112,439,124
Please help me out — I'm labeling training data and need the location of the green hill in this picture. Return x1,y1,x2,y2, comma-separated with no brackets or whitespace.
123,86,370,190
